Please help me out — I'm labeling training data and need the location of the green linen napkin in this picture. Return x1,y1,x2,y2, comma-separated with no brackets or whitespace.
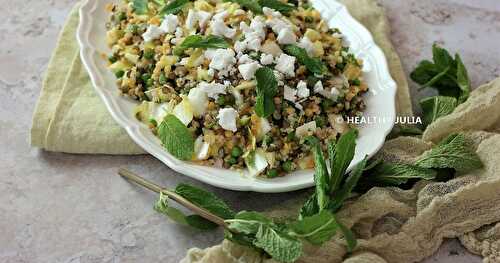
30,1,413,154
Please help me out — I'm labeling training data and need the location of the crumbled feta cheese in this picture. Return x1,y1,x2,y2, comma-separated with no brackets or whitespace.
295,121,317,138
275,53,296,77
217,108,238,132
197,11,212,28
284,86,297,102
238,62,261,80
186,10,198,30
330,87,340,100
277,28,296,45
186,10,212,30
159,14,178,34
296,81,310,98
175,27,183,38
207,68,215,77
198,81,227,99
205,48,236,73
236,18,266,52
260,54,274,65
238,54,254,64
210,11,236,39
187,87,209,117
194,136,210,160
263,7,282,18
314,80,340,101
173,97,194,126
298,36,315,56
260,117,272,135
142,25,163,42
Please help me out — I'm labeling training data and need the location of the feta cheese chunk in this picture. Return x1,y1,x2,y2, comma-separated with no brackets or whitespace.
275,53,296,77
260,54,274,65
186,10,212,30
238,62,261,80
217,108,238,132
210,11,236,39
298,36,315,56
194,136,210,160
277,28,296,45
283,85,297,102
187,87,209,117
295,121,317,138
198,81,227,99
142,25,163,42
296,80,310,98
205,48,236,73
159,14,179,33
314,80,340,101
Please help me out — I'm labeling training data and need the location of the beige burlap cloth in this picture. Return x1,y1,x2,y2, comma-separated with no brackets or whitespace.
30,1,500,262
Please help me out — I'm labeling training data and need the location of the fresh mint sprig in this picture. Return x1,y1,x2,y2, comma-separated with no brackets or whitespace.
173,35,230,56
411,44,471,127
284,44,327,76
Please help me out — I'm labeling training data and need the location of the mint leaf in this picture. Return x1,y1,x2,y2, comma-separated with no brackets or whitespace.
362,161,436,186
173,35,230,56
253,224,302,263
258,0,295,14
289,210,338,245
410,44,470,103
335,216,357,252
159,0,189,15
185,215,218,230
132,0,148,14
157,114,194,160
307,137,330,211
154,192,189,225
226,211,273,234
226,0,263,14
330,156,367,212
329,130,357,193
175,183,235,219
299,193,319,219
255,67,278,117
455,54,470,103
415,133,483,172
154,192,217,230
420,96,457,126
284,45,326,76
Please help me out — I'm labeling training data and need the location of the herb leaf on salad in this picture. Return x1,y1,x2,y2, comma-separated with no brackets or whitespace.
173,35,230,56
284,44,327,76
258,0,296,14
255,67,278,118
159,0,190,15
157,114,194,160
132,0,148,14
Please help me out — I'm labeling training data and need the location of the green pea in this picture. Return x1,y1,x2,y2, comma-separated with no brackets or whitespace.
108,55,118,63
114,70,125,78
216,96,226,106
159,73,167,85
228,157,238,165
286,131,296,141
351,79,361,86
149,118,158,127
282,160,294,173
239,116,250,126
266,169,279,178
231,146,243,158
146,78,154,87
141,73,152,83
143,49,155,60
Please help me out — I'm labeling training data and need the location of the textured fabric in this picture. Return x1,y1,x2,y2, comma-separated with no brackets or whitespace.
30,1,500,262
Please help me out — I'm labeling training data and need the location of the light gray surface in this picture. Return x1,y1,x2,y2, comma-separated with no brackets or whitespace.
1,0,499,262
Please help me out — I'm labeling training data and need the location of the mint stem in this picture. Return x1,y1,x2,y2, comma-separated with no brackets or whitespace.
118,168,228,229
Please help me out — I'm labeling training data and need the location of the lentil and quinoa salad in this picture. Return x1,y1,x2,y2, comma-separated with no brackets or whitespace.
105,0,368,178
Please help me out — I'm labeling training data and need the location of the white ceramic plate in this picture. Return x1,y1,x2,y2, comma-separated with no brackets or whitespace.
77,0,396,193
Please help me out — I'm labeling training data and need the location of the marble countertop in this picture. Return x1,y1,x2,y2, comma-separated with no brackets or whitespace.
1,0,499,262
